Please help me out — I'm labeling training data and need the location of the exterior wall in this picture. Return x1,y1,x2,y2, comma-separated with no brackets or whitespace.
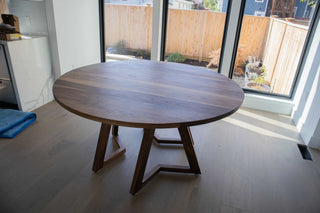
294,1,308,18
222,0,268,16
222,0,309,18
244,0,268,16
222,0,228,12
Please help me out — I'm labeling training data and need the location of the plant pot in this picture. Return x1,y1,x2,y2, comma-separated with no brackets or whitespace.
246,82,270,92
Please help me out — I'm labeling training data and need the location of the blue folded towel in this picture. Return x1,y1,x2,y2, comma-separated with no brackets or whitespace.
0,109,37,138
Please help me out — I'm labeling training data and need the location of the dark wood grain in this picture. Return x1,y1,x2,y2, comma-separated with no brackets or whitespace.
92,123,111,172
92,123,126,172
130,128,155,194
178,125,201,174
53,60,244,129
130,125,201,195
112,125,119,136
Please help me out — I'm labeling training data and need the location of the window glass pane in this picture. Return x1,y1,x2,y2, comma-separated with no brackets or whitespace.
164,0,229,71
232,0,317,96
104,0,154,61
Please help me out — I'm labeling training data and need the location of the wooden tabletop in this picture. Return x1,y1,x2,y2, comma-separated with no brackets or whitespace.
53,60,244,128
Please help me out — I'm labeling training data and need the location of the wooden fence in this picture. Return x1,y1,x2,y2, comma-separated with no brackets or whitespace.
263,17,308,95
104,4,270,62
105,5,153,50
104,5,308,95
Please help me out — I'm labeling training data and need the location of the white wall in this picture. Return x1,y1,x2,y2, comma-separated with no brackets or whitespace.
8,0,48,36
45,0,101,78
292,7,320,149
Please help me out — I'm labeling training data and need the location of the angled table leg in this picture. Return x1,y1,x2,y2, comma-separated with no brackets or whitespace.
130,126,201,195
112,125,119,136
92,124,126,172
178,125,201,174
130,128,155,194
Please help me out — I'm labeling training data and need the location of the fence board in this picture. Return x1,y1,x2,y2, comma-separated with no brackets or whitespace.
263,18,308,95
270,24,307,95
200,11,226,60
263,19,287,83
104,5,151,50
166,9,205,58
236,15,271,65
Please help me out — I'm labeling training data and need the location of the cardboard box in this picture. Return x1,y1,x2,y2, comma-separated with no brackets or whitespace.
0,33,21,41
1,14,20,33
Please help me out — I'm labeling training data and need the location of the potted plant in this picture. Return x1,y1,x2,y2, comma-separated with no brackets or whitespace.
245,57,270,92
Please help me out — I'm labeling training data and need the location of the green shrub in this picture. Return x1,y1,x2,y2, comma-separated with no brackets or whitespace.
167,53,186,63
114,40,127,54
136,49,151,59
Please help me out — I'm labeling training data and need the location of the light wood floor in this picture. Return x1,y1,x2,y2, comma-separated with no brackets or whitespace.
1,101,320,213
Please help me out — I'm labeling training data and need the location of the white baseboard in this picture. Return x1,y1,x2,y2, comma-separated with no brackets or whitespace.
242,93,293,115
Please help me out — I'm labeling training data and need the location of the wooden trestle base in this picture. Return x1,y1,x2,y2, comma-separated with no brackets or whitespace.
92,125,201,195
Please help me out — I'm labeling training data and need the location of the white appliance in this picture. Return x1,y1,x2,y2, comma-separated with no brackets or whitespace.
0,37,54,111
0,44,17,105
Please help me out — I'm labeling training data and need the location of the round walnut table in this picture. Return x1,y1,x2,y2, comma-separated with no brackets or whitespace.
53,60,244,194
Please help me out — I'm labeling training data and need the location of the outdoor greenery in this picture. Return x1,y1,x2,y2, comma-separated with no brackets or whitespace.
300,0,318,7
203,0,219,11
167,53,186,63
114,40,127,54
253,65,266,86
136,49,151,59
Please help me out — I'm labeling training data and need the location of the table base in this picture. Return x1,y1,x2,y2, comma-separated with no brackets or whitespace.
153,132,182,144
92,124,201,195
92,124,126,172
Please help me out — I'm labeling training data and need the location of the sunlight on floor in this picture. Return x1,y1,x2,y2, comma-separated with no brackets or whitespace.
237,108,297,131
224,117,301,143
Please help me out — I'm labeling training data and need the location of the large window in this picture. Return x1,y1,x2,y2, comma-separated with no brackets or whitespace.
103,0,154,61
231,0,318,97
101,0,319,99
164,0,229,72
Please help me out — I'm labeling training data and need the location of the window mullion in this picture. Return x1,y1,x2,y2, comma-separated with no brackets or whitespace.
219,0,246,77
